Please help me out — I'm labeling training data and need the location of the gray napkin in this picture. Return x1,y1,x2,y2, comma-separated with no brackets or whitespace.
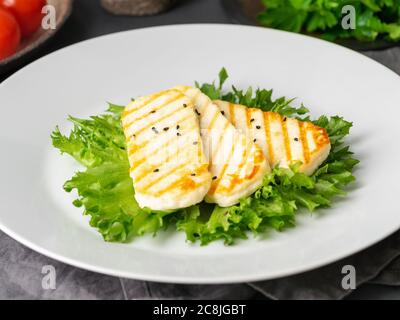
1,229,400,300
1,48,400,300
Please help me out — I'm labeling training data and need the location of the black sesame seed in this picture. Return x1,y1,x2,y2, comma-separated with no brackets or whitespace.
153,168,159,173
253,138,257,142
250,118,255,123
183,103,187,108
221,111,225,115
294,137,299,141
150,110,156,114
212,176,217,180
191,173,196,176
256,125,261,129
163,127,169,131
176,125,180,130
283,117,287,122
195,109,201,116
152,127,159,134
177,132,181,136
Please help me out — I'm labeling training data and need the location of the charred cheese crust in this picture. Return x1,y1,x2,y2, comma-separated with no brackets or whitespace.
214,100,331,175
122,89,211,210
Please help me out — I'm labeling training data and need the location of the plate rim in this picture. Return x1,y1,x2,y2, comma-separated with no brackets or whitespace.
1,23,400,284
1,216,399,284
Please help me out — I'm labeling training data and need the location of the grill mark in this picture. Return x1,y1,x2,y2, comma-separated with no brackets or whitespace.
245,107,251,136
128,115,194,171
177,87,209,164
215,101,331,176
298,121,310,164
129,156,147,173
263,112,274,165
123,94,184,130
155,163,209,196
247,146,264,179
189,88,202,110
281,115,292,163
202,107,220,160
138,139,176,174
128,140,149,156
311,127,323,153
123,94,181,128
209,120,230,166
146,178,210,197
179,86,190,96
192,102,216,164
133,145,191,184
220,146,264,194
222,101,231,121
207,109,219,131
129,105,189,137
184,88,203,120
229,103,236,127
127,114,192,156
312,126,330,152
123,91,167,118
197,139,204,165
126,134,138,144
227,136,249,191
208,134,238,195
128,121,181,160
137,162,189,191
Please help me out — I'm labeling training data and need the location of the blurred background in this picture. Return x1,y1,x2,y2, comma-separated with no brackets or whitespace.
1,0,399,80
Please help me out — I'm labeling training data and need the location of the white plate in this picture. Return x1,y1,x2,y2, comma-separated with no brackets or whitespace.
0,24,399,284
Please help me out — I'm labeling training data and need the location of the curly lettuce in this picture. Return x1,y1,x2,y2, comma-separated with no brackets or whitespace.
51,106,171,242
52,68,358,245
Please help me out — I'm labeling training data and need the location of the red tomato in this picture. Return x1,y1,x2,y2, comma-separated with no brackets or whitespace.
0,8,20,60
0,0,46,38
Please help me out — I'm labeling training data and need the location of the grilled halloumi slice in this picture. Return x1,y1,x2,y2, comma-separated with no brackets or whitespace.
173,86,270,207
214,100,331,175
122,89,212,211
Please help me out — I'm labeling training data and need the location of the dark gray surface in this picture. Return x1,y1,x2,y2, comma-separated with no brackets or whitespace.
1,0,400,300
0,0,230,81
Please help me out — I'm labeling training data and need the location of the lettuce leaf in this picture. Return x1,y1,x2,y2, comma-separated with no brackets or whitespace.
52,105,171,242
183,68,359,245
52,68,358,245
